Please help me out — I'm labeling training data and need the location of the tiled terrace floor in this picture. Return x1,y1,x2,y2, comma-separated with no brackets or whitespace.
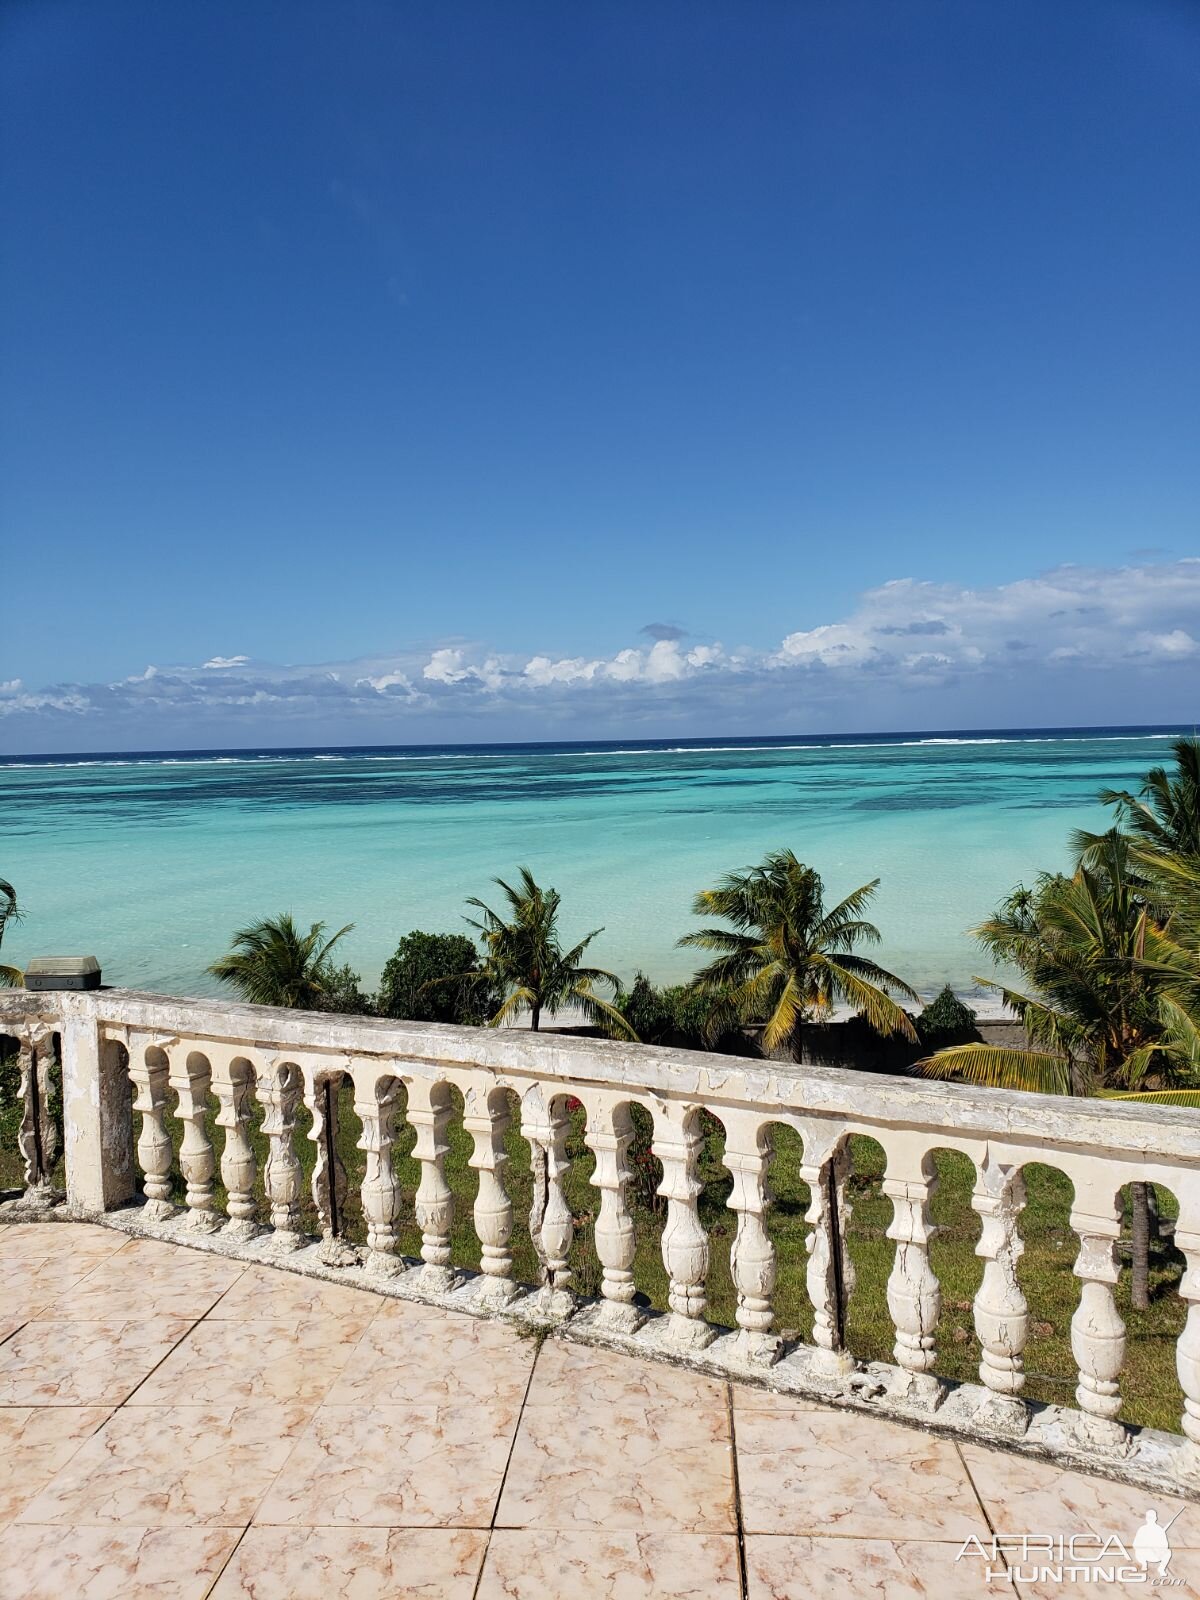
0,1222,1197,1598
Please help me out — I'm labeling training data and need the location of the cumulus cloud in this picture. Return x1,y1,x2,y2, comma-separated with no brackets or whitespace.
640,622,687,641
3,560,1199,746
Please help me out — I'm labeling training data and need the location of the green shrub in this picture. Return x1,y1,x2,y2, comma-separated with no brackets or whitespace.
376,931,495,1025
917,985,980,1047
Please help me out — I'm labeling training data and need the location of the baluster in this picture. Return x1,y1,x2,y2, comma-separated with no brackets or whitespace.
409,1078,455,1290
655,1105,715,1349
168,1049,218,1231
465,1086,516,1306
884,1152,943,1407
523,1087,575,1316
358,1073,403,1276
971,1154,1029,1433
128,1044,175,1220
211,1052,259,1238
802,1139,856,1379
725,1115,779,1366
16,1035,60,1207
260,1061,304,1250
1175,1201,1200,1476
305,1069,353,1263
587,1100,641,1331
1070,1190,1128,1453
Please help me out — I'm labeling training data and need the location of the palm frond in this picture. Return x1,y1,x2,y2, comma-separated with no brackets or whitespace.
917,1043,1074,1095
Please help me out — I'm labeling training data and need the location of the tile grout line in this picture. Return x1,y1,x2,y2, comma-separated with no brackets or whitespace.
199,1520,253,1600
954,1438,1026,1600
111,1311,211,1408
726,1382,750,1600
470,1331,546,1598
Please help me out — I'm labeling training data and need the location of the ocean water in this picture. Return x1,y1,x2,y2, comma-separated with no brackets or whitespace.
0,728,1188,1003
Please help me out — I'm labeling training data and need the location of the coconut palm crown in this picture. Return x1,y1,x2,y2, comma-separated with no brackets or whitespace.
679,849,918,1054
460,867,634,1036
0,877,22,988
208,913,354,1010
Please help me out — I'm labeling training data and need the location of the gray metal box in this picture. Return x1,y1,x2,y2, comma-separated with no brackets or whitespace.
24,955,102,991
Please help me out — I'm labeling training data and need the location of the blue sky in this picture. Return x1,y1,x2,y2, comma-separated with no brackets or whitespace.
2,0,1198,751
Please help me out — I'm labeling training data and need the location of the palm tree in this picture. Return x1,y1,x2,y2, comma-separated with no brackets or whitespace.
679,849,919,1056
919,830,1191,1306
0,878,22,988
1094,735,1200,859
458,867,634,1037
208,913,354,1009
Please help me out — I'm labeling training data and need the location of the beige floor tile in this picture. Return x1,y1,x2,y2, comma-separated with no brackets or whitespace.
478,1530,741,1598
962,1442,1200,1546
0,1254,116,1319
745,1535,1018,1598
0,1525,241,1600
0,1406,112,1522
0,1223,127,1261
1013,1544,1200,1598
735,1402,987,1540
497,1382,734,1532
127,1314,366,1406
526,1338,728,1414
36,1253,245,1322
209,1526,488,1597
326,1298,535,1408
0,1317,195,1406
0,1317,26,1343
204,1263,380,1327
17,1401,313,1526
254,1401,521,1527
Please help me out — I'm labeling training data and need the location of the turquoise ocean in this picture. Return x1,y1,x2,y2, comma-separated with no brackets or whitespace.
0,728,1189,1003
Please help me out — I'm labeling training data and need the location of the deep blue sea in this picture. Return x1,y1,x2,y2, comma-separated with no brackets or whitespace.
0,727,1189,1002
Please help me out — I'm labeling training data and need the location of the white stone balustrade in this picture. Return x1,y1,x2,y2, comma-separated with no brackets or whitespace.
4,984,1200,1495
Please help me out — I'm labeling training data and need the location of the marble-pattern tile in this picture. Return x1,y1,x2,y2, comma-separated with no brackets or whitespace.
254,1401,521,1527
478,1531,741,1598
527,1338,728,1416
18,1401,313,1526
961,1442,1200,1547
0,1254,117,1320
497,1387,734,1532
735,1398,987,1539
36,1259,244,1323
1012,1544,1200,1599
0,1525,241,1600
209,1526,489,1598
127,1315,366,1407
0,1317,26,1343
205,1264,380,1328
0,1223,128,1261
0,1406,112,1522
745,1535,1018,1598
326,1299,535,1408
0,1317,195,1406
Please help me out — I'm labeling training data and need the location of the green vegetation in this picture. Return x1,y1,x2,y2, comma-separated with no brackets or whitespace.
0,877,22,988
458,866,633,1035
680,849,919,1055
376,931,496,1025
207,913,356,1009
916,985,979,1048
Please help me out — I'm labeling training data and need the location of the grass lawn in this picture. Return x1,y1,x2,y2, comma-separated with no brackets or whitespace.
0,1063,1186,1434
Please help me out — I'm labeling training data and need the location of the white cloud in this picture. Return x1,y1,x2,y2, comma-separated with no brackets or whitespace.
3,560,1199,744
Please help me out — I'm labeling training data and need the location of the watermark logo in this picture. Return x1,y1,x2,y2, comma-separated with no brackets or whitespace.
955,1508,1185,1586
